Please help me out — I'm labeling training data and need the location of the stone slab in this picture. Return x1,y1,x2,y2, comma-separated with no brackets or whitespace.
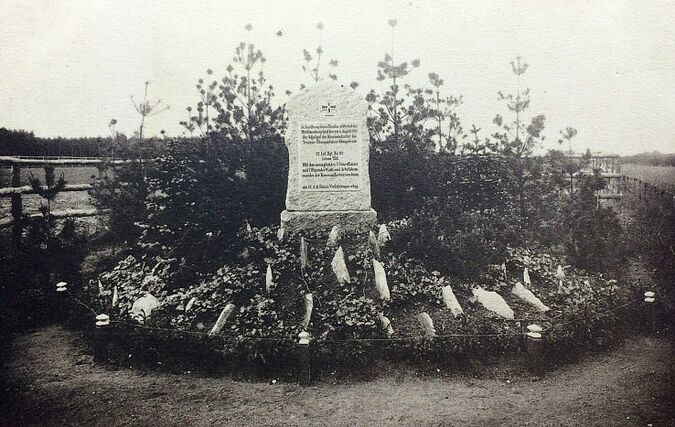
284,82,372,212
281,209,377,235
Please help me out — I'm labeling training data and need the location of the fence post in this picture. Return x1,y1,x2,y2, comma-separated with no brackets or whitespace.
10,163,23,245
93,314,111,362
298,331,312,386
525,324,544,375
518,320,526,352
644,291,656,334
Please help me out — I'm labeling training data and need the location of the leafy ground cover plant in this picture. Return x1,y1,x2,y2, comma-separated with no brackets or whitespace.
82,219,645,369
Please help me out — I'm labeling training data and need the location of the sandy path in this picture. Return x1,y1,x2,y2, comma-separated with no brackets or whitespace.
1,326,673,426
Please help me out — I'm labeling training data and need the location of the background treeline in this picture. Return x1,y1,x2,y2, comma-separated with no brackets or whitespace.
0,127,169,158
621,151,675,166
0,128,107,157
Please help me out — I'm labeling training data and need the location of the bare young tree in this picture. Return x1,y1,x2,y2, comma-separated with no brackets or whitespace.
182,24,286,145
492,56,546,217
559,126,578,154
367,19,423,146
557,127,585,195
493,56,545,157
427,72,464,153
130,81,169,143
301,22,339,87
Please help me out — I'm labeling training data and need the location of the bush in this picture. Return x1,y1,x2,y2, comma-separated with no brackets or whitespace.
389,202,517,280
624,194,675,307
559,173,625,272
0,218,86,331
371,150,513,220
89,159,150,245
135,135,287,279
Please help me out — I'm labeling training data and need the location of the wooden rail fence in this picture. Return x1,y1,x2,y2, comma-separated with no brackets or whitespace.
0,156,123,232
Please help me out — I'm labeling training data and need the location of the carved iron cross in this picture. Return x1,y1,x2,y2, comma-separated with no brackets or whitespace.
321,102,337,114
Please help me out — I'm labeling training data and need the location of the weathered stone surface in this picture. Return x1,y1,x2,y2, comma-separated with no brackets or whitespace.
281,81,376,234
330,246,351,284
511,282,550,312
373,259,390,300
281,209,377,235
130,293,160,324
472,287,514,319
442,285,463,317
417,312,436,337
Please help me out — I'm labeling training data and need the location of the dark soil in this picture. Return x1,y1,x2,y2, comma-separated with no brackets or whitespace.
1,326,673,426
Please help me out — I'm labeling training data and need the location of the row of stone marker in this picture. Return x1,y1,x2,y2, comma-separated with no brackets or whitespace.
82,224,555,338
210,224,557,338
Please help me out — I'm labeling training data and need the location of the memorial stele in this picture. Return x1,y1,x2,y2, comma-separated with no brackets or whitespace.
280,82,377,234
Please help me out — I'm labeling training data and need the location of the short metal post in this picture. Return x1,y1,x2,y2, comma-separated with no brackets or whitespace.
518,321,526,352
644,291,656,334
298,331,311,386
526,324,544,375
93,314,111,362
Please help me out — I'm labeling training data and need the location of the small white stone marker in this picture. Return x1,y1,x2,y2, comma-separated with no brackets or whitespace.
326,225,340,247
442,285,464,317
368,230,380,258
378,313,394,337
266,264,274,292
300,237,309,269
373,259,390,300
130,294,160,323
523,268,531,286
185,297,197,312
301,294,313,330
472,287,514,319
417,312,436,337
331,246,350,284
112,286,119,307
511,282,550,312
378,224,391,245
208,303,236,336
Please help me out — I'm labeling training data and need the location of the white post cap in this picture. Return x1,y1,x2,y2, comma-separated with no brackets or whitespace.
527,324,543,333
298,331,310,345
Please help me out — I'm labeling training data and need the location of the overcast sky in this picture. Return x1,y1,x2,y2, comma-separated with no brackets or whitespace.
1,0,673,154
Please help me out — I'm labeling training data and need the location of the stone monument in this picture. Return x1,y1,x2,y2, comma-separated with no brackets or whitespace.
280,82,377,235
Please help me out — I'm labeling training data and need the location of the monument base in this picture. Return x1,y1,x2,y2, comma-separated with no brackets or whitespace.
281,209,377,236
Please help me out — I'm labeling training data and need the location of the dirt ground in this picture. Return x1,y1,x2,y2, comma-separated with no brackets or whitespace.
1,326,673,426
